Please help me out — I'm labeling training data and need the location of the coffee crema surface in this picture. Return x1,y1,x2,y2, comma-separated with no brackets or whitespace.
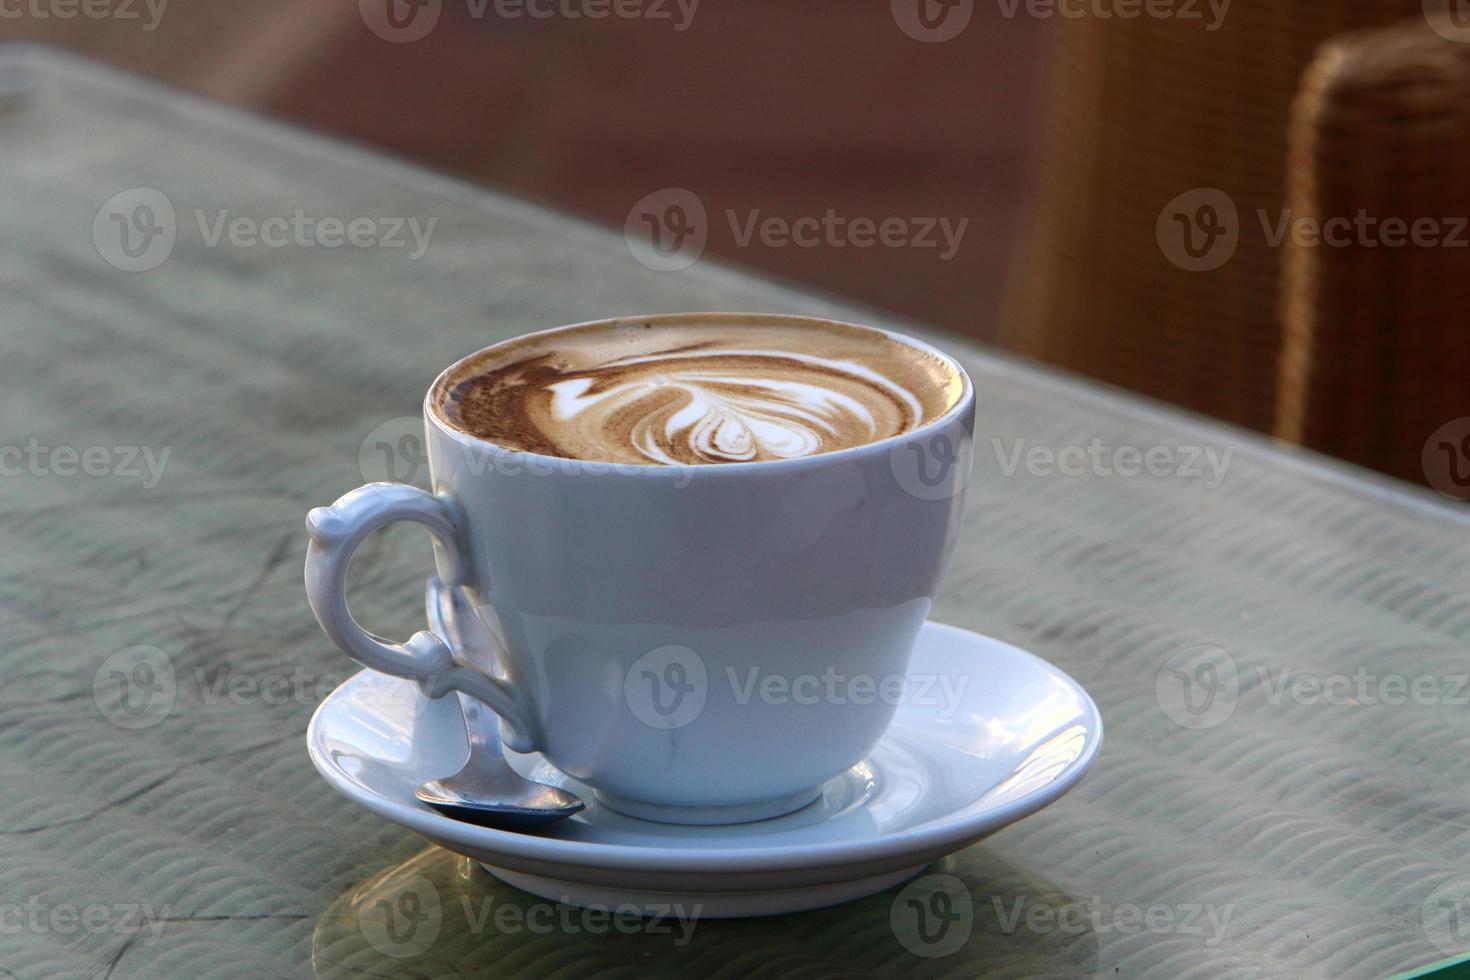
434,316,965,465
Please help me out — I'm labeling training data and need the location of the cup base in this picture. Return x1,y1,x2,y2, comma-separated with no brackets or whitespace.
593,786,823,826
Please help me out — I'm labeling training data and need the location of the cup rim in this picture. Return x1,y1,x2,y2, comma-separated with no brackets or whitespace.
422,312,974,476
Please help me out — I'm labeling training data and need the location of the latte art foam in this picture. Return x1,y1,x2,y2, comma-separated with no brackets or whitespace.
434,316,964,466
544,350,920,464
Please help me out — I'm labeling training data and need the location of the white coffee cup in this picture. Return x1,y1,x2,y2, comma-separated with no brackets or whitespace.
305,313,975,824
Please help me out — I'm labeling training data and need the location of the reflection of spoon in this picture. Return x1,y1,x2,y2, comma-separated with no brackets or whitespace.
414,578,583,830
311,847,471,979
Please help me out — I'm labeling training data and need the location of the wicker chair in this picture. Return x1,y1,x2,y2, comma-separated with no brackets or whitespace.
1277,14,1470,483
1005,3,1468,485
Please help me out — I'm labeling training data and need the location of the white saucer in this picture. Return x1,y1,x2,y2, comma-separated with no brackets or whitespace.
307,622,1103,917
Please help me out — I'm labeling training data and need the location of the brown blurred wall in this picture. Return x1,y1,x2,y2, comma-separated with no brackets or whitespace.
0,1,1046,346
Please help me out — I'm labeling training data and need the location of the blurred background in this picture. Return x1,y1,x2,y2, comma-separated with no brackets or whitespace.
5,0,1469,495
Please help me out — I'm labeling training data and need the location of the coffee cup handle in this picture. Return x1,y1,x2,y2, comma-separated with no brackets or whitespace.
304,482,538,752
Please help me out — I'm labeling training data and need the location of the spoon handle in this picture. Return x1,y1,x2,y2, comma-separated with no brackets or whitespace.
455,692,501,757
425,575,507,759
